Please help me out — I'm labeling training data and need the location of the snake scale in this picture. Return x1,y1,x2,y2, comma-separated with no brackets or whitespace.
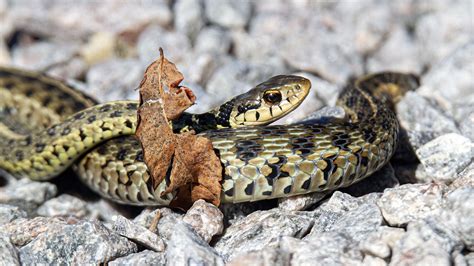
0,66,419,206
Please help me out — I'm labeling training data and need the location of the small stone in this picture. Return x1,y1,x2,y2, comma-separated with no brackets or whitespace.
214,209,314,261
137,25,191,66
416,133,474,183
226,247,291,266
0,204,27,226
182,199,224,243
133,208,183,241
419,41,473,111
80,32,117,65
441,188,474,250
377,183,446,227
362,255,387,266
194,26,232,55
390,221,452,266
306,202,384,243
204,0,252,29
278,234,363,265
360,226,406,258
166,221,224,266
1,217,69,246
109,250,166,266
415,3,472,68
36,194,88,218
465,253,474,266
449,163,474,192
278,191,328,212
11,41,79,70
86,199,124,223
86,58,144,102
367,26,421,73
111,215,165,252
0,178,57,215
397,92,460,149
19,220,137,265
174,0,205,40
0,234,20,266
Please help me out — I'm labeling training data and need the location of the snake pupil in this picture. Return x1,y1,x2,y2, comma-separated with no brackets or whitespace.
263,91,282,104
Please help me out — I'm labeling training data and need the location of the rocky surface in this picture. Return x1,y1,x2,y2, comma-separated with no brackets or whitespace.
0,0,472,265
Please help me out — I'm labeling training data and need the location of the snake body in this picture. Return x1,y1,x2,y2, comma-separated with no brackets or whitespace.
0,67,419,205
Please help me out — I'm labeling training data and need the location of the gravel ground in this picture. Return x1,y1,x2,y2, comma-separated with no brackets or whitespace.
0,0,473,265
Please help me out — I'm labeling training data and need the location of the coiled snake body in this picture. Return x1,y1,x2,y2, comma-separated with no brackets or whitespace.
0,67,419,205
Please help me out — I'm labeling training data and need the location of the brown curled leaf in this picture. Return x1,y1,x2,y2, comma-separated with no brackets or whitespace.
136,48,222,209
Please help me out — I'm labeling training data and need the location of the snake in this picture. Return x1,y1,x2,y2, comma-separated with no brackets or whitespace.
0,66,420,206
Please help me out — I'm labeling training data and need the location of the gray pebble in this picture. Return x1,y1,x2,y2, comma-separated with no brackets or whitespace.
166,221,224,266
416,133,474,183
194,26,232,55
1,217,69,246
36,194,88,218
182,199,224,243
226,247,291,266
174,0,205,40
111,215,165,252
12,41,79,70
0,204,27,226
0,234,20,266
109,250,166,266
204,0,252,29
377,183,446,227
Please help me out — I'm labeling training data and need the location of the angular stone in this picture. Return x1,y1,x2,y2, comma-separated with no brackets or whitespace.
278,234,363,265
109,250,166,266
397,92,460,149
182,199,224,243
360,226,406,258
1,217,69,246
19,220,137,265
0,178,57,215
449,163,474,192
166,221,224,266
226,247,291,266
174,0,205,40
195,26,232,55
0,204,27,226
204,0,252,29
37,194,88,218
377,183,446,227
416,133,474,183
86,58,144,102
111,215,165,252
367,26,421,73
12,41,79,70
214,209,314,261
133,208,183,241
390,221,451,266
0,234,20,266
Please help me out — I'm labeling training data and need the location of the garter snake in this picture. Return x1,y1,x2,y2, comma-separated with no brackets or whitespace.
0,66,420,205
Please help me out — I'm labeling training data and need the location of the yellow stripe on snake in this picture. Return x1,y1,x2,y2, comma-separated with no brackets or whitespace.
0,67,420,206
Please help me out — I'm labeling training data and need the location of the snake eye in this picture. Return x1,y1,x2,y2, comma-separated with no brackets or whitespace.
263,90,282,104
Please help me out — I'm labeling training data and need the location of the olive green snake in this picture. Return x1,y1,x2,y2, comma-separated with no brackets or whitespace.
0,67,420,205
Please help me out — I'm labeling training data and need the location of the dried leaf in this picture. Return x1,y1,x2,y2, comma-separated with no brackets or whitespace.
136,48,222,209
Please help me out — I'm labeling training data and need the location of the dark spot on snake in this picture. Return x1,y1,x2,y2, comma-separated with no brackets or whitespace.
255,111,260,121
238,151,257,161
2,81,15,89
223,174,233,180
35,143,45,153
360,156,369,167
116,148,128,161
283,185,292,194
73,112,85,120
61,127,71,135
224,187,234,197
25,89,34,97
244,182,254,196
322,158,335,181
73,101,86,110
124,120,133,129
135,150,144,162
297,148,312,156
110,110,123,118
79,130,87,140
334,176,343,186
15,151,23,160
24,136,32,145
301,179,311,190
126,103,137,110
47,127,56,136
96,145,107,155
87,115,96,123
43,97,52,106
266,164,280,183
99,104,112,112
136,192,143,202
262,191,272,196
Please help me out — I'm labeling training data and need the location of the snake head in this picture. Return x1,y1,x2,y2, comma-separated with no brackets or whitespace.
229,75,311,127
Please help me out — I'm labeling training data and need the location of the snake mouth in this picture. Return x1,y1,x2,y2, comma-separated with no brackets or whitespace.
229,75,311,127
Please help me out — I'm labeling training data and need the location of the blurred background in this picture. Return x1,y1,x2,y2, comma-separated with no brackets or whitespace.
0,0,472,124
